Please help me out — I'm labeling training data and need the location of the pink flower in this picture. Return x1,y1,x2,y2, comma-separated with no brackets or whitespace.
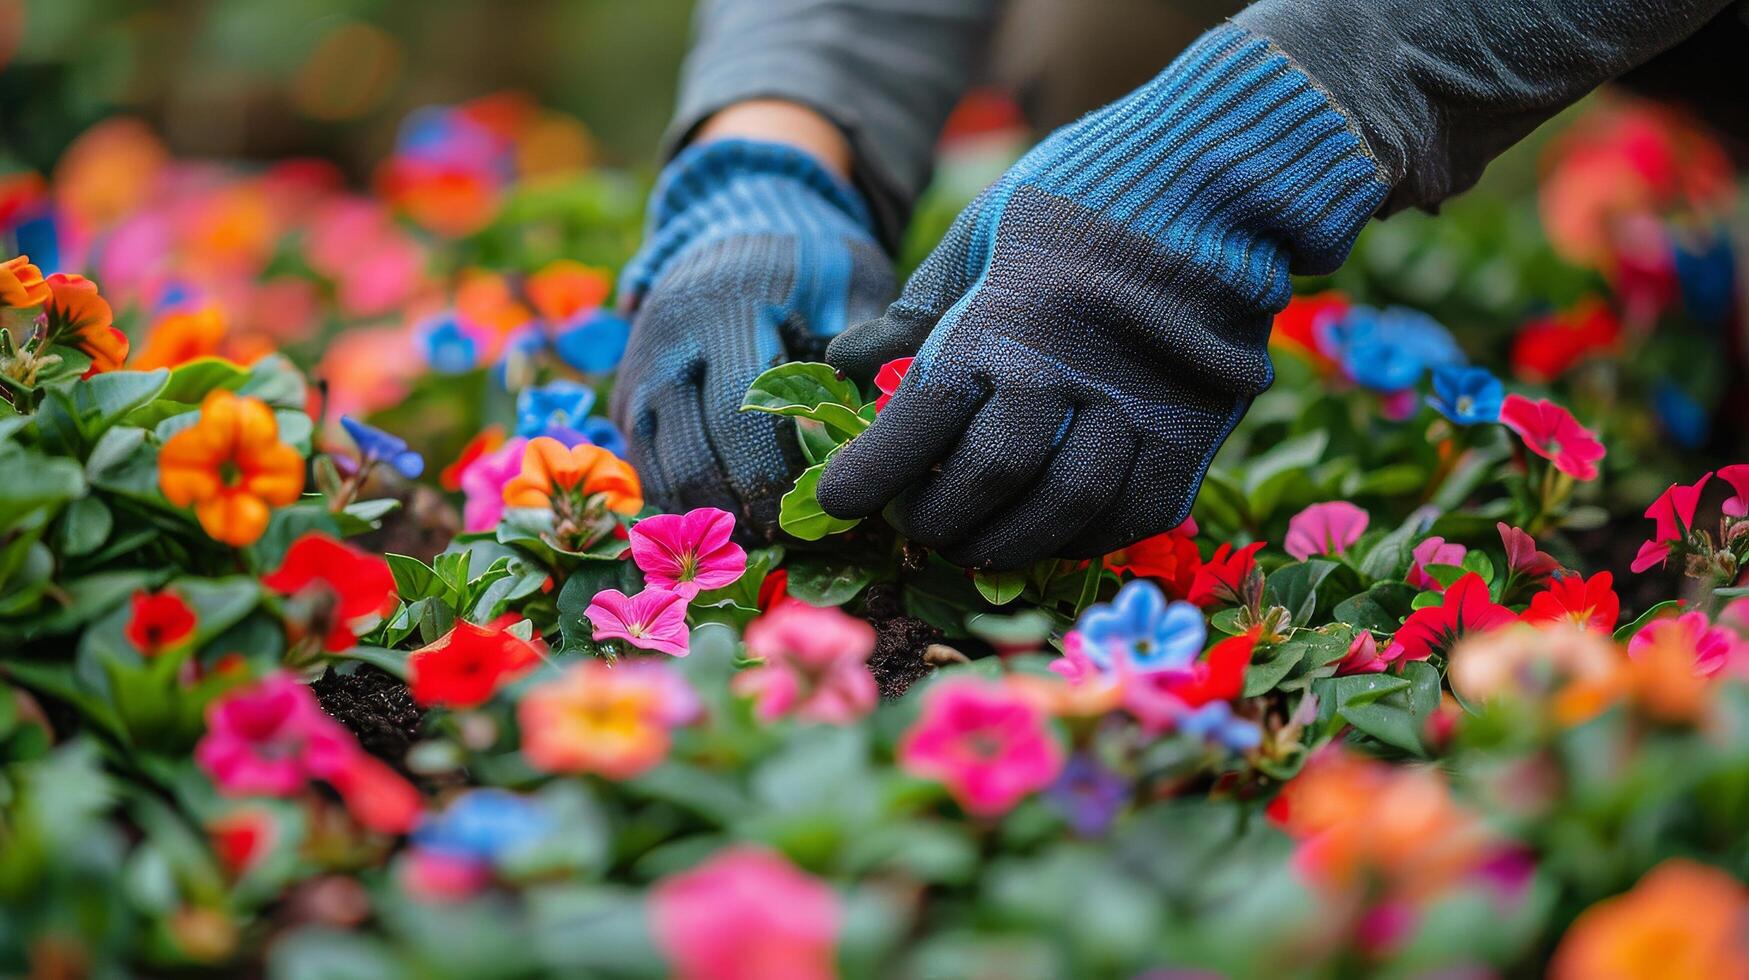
1718,463,1749,517
898,678,1064,817
1628,611,1735,677
731,601,878,724
873,356,913,412
1406,536,1467,592
587,587,690,656
459,437,528,532
1048,630,1100,684
1633,473,1712,573
1334,630,1390,675
648,847,840,980
1385,573,1515,662
1285,502,1369,561
1498,522,1563,581
196,673,356,795
629,508,747,599
1499,393,1605,481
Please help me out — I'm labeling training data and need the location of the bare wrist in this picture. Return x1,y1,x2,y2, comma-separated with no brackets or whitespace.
695,99,854,181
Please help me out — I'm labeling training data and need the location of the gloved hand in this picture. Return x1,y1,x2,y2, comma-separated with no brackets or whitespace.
613,139,894,536
818,24,1391,569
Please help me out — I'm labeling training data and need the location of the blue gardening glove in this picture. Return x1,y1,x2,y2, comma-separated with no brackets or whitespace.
818,24,1390,569
613,139,894,536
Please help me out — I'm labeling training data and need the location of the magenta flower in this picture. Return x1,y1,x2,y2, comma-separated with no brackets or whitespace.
1334,630,1391,675
458,436,528,532
898,678,1064,817
628,508,747,599
587,586,690,656
1406,535,1467,592
1632,473,1712,573
1498,522,1563,581
1499,393,1605,481
731,600,878,724
1719,464,1749,517
648,846,840,980
1629,611,1737,677
195,673,356,796
1285,501,1369,561
1048,630,1100,684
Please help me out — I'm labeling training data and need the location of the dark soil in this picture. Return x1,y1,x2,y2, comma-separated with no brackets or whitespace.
859,585,943,700
311,665,425,768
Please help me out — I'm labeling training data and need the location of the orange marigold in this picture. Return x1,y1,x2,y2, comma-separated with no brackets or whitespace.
502,436,641,514
1550,859,1749,980
159,390,305,546
0,255,49,307
43,273,128,373
132,306,228,371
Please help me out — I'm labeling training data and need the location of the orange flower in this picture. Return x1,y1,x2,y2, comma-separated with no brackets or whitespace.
1550,859,1749,980
159,390,305,546
0,255,48,307
502,436,641,514
132,305,229,371
525,259,611,322
43,273,128,373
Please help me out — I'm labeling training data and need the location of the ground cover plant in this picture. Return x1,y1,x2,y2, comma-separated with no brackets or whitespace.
1,95,1748,978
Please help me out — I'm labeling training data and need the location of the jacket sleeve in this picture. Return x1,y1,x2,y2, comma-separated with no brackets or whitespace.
1234,0,1735,215
666,0,1002,249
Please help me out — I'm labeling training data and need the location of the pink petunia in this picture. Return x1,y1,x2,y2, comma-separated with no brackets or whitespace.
1285,502,1369,561
458,436,528,532
628,508,747,599
1628,611,1736,678
1718,464,1749,517
731,600,878,724
648,847,840,980
1498,393,1605,481
1049,630,1101,685
897,677,1064,817
1334,630,1390,675
1632,473,1712,573
586,587,691,656
195,673,356,796
1406,536,1467,592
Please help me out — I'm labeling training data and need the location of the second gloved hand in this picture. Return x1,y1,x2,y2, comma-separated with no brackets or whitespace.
817,24,1391,569
613,139,893,537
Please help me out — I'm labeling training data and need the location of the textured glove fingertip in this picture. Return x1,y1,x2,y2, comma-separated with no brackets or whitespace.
825,307,935,380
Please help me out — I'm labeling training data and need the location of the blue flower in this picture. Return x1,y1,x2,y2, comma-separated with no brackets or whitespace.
552,311,631,374
412,789,552,863
1177,701,1262,754
340,416,424,478
418,315,480,374
1076,580,1206,674
1044,754,1130,837
1427,365,1504,425
1320,305,1464,392
578,416,628,459
515,381,596,438
494,328,547,389
1653,381,1709,449
1674,232,1735,327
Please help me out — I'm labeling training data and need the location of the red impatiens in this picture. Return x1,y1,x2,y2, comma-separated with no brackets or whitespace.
125,589,197,655
1104,522,1202,599
1633,473,1711,573
260,533,397,651
1499,394,1605,481
1522,572,1621,635
1386,573,1515,661
409,620,544,708
872,356,913,412
1189,541,1266,608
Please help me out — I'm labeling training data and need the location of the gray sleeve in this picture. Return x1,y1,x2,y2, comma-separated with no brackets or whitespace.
1234,0,1733,215
665,0,1001,249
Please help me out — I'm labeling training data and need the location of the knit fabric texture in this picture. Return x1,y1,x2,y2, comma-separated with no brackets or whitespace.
819,23,1390,569
614,139,894,536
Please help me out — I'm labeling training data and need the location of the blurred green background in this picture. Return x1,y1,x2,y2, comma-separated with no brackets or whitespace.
0,0,695,176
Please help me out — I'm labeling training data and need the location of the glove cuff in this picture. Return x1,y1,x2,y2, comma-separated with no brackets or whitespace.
1035,22,1391,303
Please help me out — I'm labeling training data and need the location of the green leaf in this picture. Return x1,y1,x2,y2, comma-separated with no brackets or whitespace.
78,369,170,436
1460,549,1496,583
0,446,85,527
1358,517,1421,582
786,556,875,607
1263,559,1339,626
55,496,112,558
1241,431,1328,518
972,569,1026,606
335,497,400,536
236,354,307,409
555,560,644,655
778,464,860,541
1242,643,1305,697
387,554,439,599
1332,582,1417,633
1613,599,1682,644
740,362,868,440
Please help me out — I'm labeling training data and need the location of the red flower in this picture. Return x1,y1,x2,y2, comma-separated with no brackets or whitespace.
1719,464,1749,518
325,751,423,835
1104,526,1202,600
1509,300,1620,383
260,534,397,651
1169,629,1256,707
1522,572,1620,634
1188,541,1265,608
873,357,913,412
1633,473,1712,573
208,808,277,877
408,621,542,708
1386,573,1514,661
1497,522,1563,582
1270,292,1348,370
440,425,505,492
756,567,790,614
125,589,197,655
1499,394,1605,481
